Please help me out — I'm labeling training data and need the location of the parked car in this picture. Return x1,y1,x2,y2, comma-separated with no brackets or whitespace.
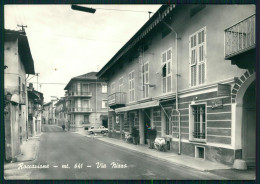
88,126,108,134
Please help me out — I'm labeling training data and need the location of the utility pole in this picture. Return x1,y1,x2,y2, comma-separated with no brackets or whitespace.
17,24,27,31
35,73,40,91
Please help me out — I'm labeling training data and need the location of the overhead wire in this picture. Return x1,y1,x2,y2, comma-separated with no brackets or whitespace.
94,7,153,13
29,82,67,85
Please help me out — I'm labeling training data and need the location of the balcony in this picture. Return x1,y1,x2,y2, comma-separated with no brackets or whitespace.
68,92,92,98
225,15,255,69
108,92,126,109
68,107,92,113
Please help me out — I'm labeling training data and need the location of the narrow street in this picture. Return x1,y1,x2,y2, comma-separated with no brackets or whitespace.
21,124,222,180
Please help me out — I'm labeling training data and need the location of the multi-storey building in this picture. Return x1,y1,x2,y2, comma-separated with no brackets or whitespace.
4,29,35,161
27,83,44,137
54,97,67,127
42,101,55,125
64,72,108,132
97,5,255,167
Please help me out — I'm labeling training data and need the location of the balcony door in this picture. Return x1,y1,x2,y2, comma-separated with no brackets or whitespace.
119,77,123,92
76,98,81,111
77,83,81,95
82,99,89,110
82,84,89,94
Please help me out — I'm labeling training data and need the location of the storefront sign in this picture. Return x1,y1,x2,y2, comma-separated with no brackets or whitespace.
211,99,223,109
217,84,231,97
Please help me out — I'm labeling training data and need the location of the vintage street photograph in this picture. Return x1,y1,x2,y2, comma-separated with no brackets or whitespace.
3,3,256,180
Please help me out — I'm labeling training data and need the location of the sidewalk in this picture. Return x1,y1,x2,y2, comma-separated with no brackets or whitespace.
75,131,231,172
4,133,42,169
4,133,42,179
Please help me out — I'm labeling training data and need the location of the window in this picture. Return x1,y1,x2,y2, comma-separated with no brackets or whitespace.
77,99,81,108
129,71,135,102
189,104,206,141
111,82,115,93
77,82,81,93
142,62,149,99
119,77,124,92
102,100,108,109
162,48,172,93
102,84,107,93
162,108,172,135
82,99,89,109
82,84,89,93
189,27,206,87
22,83,25,98
18,77,21,94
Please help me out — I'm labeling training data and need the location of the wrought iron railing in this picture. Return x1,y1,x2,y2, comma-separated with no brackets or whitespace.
108,92,126,106
69,92,92,97
225,14,255,58
69,107,92,113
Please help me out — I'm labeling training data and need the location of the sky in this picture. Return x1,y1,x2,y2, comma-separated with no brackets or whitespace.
4,4,161,103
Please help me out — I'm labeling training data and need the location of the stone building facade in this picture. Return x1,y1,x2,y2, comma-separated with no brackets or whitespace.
4,29,35,161
64,72,108,132
97,5,255,167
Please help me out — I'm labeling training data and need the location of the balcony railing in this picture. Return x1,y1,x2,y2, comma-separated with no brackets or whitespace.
69,92,92,97
108,92,126,107
225,14,255,59
69,107,92,113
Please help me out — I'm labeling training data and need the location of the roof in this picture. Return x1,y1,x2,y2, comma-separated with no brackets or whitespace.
55,98,65,106
64,71,105,90
73,72,98,80
27,90,39,100
96,4,175,79
5,29,35,74
27,88,44,104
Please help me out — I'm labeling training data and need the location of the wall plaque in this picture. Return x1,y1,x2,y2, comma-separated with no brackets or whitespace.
211,98,223,109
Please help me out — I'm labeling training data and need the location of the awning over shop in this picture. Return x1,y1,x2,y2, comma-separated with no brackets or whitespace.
115,100,159,113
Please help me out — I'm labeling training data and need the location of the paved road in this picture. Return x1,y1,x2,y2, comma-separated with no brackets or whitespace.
24,124,225,180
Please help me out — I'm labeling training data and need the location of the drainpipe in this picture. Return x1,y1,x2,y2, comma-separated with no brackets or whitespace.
162,15,181,155
96,77,97,126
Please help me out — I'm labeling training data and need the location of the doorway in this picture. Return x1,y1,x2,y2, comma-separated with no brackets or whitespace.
129,113,135,133
242,81,256,166
102,119,108,128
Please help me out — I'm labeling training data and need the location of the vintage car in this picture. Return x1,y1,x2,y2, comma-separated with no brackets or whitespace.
88,126,108,134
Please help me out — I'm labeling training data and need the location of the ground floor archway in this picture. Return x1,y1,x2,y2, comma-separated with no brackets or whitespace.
242,81,256,166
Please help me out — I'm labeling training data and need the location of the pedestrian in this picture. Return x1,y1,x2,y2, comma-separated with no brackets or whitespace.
67,121,70,131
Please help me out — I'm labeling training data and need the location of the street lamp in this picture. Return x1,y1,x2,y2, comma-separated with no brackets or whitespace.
71,5,96,14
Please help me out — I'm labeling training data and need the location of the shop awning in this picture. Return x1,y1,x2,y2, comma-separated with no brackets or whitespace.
115,100,159,113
